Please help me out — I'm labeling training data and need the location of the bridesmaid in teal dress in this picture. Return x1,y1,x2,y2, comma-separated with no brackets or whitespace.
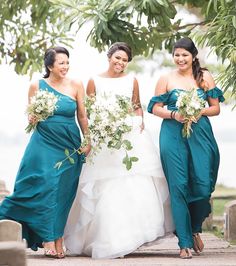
0,47,90,258
148,37,224,259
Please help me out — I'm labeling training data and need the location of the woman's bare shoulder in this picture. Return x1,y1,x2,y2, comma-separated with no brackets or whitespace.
155,71,174,92
70,78,83,88
202,70,216,89
30,79,39,88
28,79,39,92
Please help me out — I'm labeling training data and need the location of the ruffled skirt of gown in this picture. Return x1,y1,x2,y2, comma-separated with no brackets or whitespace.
64,116,174,258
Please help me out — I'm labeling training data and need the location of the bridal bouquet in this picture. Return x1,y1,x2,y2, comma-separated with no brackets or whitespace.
176,88,205,138
25,90,59,133
55,93,138,170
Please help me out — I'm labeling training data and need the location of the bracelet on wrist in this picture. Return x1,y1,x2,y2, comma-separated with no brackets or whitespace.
173,111,177,119
170,110,177,119
170,110,175,119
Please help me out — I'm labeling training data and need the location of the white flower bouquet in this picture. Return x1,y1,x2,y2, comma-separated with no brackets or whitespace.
55,93,138,170
25,90,59,133
176,88,206,138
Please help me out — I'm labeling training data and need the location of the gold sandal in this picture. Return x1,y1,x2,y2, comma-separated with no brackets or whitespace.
193,233,204,254
180,248,192,259
42,242,57,258
55,237,65,259
44,248,57,258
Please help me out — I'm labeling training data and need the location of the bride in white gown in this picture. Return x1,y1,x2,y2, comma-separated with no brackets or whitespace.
64,42,174,259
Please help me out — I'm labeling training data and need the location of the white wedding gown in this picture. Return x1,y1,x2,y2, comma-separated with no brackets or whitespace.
64,75,174,259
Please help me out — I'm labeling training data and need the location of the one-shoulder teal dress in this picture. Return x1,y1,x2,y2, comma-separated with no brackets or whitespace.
0,79,84,250
147,87,224,248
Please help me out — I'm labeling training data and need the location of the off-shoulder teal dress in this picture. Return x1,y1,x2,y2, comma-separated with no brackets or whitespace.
147,87,224,248
0,79,84,250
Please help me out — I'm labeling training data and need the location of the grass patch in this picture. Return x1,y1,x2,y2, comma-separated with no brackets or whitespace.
213,199,230,216
213,184,236,197
212,226,224,239
212,184,236,216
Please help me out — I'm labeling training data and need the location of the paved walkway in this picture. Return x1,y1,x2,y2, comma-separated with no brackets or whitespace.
27,233,236,266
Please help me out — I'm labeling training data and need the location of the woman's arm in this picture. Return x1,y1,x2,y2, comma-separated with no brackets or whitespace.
28,81,38,103
152,75,182,120
86,78,96,96
151,75,186,123
132,78,144,131
27,81,39,124
74,79,91,155
132,78,143,116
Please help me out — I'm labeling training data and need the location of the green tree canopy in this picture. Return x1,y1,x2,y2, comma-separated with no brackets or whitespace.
195,0,236,94
0,0,73,76
0,0,235,96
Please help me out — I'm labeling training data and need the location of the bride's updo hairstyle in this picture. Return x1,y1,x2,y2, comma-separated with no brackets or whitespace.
107,42,132,62
43,46,70,78
173,37,208,89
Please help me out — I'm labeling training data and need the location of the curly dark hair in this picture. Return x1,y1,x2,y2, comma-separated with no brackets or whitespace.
43,46,70,78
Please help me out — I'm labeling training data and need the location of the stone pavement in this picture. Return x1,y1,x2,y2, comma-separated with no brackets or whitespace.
26,233,236,266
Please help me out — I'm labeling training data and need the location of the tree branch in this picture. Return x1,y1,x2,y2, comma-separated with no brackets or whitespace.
176,21,207,30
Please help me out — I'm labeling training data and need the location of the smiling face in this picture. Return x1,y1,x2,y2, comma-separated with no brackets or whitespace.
108,50,129,74
49,53,69,78
173,48,193,72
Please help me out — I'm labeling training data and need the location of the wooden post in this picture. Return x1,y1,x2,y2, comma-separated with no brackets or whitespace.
224,200,236,241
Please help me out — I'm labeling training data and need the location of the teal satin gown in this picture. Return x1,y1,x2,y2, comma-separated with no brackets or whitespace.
147,87,224,248
0,79,84,250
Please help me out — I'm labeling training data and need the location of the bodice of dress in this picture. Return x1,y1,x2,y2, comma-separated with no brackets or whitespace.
39,79,77,119
93,75,134,99
147,87,225,113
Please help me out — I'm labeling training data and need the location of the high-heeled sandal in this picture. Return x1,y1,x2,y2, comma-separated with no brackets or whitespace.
42,242,57,258
180,248,192,259
193,233,204,254
44,249,57,258
55,237,65,259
